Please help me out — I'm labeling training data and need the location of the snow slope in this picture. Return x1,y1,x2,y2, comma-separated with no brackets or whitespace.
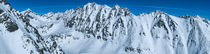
1,0,210,54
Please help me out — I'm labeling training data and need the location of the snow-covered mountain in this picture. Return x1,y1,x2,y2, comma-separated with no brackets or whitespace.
1,0,210,54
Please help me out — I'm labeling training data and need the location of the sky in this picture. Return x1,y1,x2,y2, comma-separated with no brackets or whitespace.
7,0,210,19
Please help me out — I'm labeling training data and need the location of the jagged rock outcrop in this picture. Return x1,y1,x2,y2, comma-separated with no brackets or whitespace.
0,0,210,54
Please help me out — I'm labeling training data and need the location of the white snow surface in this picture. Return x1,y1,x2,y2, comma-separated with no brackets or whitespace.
1,1,210,54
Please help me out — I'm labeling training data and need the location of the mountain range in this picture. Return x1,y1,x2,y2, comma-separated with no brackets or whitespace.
1,0,210,54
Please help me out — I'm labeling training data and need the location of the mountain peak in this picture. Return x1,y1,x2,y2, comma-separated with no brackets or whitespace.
21,9,39,15
113,5,120,9
86,2,96,6
193,15,202,18
146,10,169,17
25,9,32,12
86,2,96,5
21,9,33,14
84,2,98,8
152,10,166,14
83,2,102,11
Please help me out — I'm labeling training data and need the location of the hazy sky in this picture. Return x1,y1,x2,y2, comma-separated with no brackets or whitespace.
7,0,210,19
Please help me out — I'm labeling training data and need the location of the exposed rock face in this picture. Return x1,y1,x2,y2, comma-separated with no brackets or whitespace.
0,0,210,54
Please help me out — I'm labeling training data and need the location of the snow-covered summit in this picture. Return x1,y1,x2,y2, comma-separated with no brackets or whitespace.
1,1,210,54
21,9,33,13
